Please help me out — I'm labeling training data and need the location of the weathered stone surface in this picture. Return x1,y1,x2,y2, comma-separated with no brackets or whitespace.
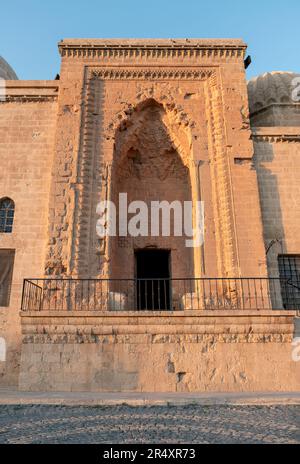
18,311,299,392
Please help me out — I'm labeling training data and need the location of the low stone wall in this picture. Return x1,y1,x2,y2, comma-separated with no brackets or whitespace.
19,311,299,392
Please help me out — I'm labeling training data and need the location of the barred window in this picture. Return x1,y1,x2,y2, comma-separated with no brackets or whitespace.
278,255,300,309
0,198,15,233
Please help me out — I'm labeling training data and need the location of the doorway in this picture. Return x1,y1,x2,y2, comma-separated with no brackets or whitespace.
135,249,171,310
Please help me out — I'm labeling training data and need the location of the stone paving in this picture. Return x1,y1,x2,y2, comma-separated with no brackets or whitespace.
0,404,299,444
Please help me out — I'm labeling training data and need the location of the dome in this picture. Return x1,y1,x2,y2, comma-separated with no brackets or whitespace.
0,56,18,80
248,71,299,114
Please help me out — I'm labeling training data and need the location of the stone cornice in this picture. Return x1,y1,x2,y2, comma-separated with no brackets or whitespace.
252,134,300,143
251,127,300,142
59,39,247,59
0,81,59,103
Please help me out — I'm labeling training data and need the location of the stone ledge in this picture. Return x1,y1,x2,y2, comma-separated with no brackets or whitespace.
20,309,297,318
1,389,300,406
0,81,59,102
251,126,300,142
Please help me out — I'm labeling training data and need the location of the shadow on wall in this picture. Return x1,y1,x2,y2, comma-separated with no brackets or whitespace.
0,337,6,362
294,318,300,338
253,142,285,277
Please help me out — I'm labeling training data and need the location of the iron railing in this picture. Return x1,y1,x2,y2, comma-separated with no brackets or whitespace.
21,277,300,312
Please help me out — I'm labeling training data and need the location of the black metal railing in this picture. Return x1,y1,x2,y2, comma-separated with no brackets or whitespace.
21,277,300,312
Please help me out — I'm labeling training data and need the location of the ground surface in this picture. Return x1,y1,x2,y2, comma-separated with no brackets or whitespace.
0,404,299,444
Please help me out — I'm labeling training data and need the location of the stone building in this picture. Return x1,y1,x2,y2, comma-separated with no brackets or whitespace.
0,40,299,392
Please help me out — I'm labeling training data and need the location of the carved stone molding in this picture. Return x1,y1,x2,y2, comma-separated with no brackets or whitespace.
23,333,293,345
0,95,58,103
205,75,239,277
90,67,214,80
251,133,300,143
59,42,246,60
69,76,104,277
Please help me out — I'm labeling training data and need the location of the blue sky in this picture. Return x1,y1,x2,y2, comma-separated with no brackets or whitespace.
1,0,299,80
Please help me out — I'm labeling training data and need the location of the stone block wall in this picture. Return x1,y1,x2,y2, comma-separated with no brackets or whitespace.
0,81,58,385
253,127,300,276
19,311,299,392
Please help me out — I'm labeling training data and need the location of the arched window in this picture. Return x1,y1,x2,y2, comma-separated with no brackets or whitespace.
0,198,15,233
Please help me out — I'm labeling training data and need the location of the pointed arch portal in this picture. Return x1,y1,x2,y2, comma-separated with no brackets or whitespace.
105,98,203,309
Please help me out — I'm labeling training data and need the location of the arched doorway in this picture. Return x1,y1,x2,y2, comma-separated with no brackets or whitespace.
109,99,195,310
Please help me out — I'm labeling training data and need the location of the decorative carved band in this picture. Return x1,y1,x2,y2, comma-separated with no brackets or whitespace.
90,67,214,80
59,45,245,60
205,75,238,277
251,133,300,143
23,333,293,344
0,95,58,103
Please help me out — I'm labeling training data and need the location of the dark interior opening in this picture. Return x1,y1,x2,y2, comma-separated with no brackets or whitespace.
135,249,171,310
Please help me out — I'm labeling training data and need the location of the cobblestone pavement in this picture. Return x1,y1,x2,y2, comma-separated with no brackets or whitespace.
0,405,299,444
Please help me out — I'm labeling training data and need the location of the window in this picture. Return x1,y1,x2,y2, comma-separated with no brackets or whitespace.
278,255,300,309
0,198,15,233
0,250,15,307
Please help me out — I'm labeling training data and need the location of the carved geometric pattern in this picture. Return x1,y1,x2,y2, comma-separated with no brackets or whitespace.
90,68,214,80
251,134,300,143
205,75,238,277
0,96,58,103
59,45,245,60
118,153,189,181
23,333,293,344
70,76,103,277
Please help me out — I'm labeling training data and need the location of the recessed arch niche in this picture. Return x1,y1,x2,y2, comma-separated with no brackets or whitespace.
108,99,199,302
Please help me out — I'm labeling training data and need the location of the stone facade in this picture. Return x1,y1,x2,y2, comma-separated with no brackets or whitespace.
47,39,267,282
0,40,299,391
0,82,58,384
